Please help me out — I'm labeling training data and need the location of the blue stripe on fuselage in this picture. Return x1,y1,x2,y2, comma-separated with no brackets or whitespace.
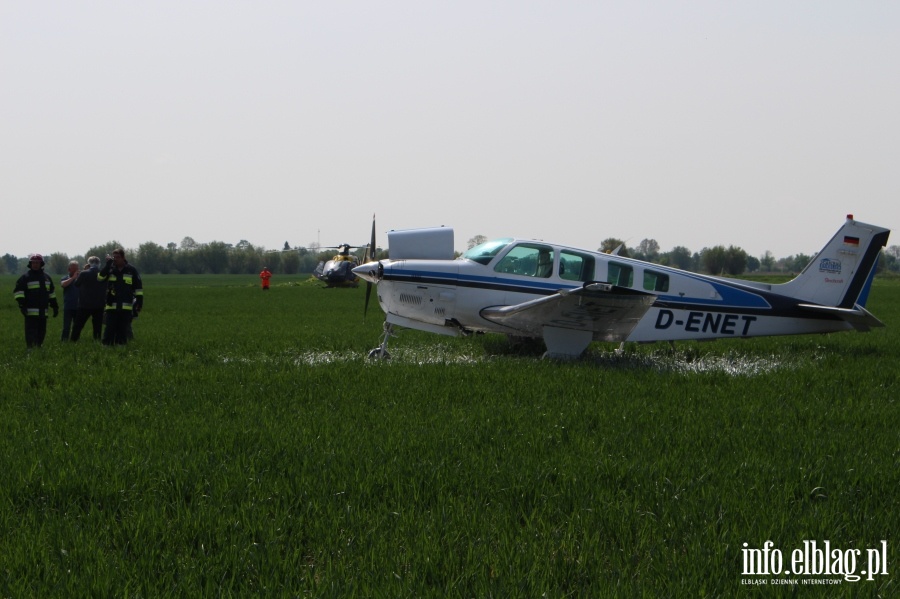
384,266,773,309
655,283,772,309
385,268,567,295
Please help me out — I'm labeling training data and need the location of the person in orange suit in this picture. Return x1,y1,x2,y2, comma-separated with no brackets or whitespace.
260,267,272,290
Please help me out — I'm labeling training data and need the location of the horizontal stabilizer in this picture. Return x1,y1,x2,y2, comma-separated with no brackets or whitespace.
797,303,885,332
481,283,656,342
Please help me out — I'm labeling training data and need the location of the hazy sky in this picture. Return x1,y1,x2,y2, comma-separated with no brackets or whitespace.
2,1,897,261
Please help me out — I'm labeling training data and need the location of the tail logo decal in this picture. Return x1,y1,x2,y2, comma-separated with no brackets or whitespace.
819,258,842,274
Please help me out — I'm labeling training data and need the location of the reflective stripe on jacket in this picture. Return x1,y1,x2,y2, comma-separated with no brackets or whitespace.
13,270,58,316
98,263,143,311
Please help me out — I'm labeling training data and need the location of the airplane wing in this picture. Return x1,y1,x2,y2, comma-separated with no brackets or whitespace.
480,282,657,342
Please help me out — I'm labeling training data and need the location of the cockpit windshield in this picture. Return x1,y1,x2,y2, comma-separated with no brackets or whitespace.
460,238,513,265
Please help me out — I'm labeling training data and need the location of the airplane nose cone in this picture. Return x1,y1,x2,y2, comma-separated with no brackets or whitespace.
352,262,381,284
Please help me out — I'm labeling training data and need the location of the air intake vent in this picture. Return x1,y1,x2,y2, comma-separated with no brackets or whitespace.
399,293,423,306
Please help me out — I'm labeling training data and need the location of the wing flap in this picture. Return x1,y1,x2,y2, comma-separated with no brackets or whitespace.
480,283,656,342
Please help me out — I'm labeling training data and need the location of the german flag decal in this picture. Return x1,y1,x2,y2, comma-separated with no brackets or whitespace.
843,235,860,246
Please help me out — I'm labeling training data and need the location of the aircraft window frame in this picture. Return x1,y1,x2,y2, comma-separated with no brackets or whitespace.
608,261,634,287
559,251,595,282
643,269,670,292
493,243,556,278
461,238,513,265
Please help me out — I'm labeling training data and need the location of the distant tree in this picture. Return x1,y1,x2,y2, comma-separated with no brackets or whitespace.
282,251,300,274
180,236,199,251
661,246,693,271
229,246,249,274
300,253,319,273
262,249,280,274
47,252,70,274
137,241,169,274
633,239,660,262
690,252,702,272
882,246,900,273
773,257,789,273
598,238,629,257
782,253,811,273
467,235,488,250
201,241,230,274
86,241,125,261
283,241,291,251
760,250,775,272
723,245,748,276
241,251,262,274
700,245,748,276
174,246,203,274
164,243,178,273
746,255,761,273
701,246,727,274
2,254,16,273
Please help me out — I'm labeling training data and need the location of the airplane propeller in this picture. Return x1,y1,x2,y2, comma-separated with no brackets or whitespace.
363,214,377,318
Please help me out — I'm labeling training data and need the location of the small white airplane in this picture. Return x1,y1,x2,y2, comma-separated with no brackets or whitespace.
353,215,890,359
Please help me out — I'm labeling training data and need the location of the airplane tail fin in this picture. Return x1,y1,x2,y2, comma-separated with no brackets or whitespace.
777,215,890,311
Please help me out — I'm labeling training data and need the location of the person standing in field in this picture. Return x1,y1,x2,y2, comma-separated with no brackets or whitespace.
13,253,59,348
260,266,272,290
59,260,80,341
71,256,106,342
98,248,143,346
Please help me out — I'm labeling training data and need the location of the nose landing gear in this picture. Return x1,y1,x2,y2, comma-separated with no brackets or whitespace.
367,322,394,360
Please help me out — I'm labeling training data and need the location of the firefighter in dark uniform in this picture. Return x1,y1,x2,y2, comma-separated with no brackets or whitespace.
13,253,59,348
98,247,143,345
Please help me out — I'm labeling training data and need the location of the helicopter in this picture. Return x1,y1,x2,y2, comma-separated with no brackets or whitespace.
312,243,370,287
265,219,379,288
304,217,380,288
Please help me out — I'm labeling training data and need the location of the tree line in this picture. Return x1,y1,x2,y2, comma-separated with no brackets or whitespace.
0,237,381,276
3,235,899,277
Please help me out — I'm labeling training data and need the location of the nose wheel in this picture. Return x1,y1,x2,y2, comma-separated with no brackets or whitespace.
367,322,394,360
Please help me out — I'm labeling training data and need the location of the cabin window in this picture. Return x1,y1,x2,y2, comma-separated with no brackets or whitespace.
559,251,595,282
643,270,670,292
461,238,512,265
494,244,555,278
608,261,633,287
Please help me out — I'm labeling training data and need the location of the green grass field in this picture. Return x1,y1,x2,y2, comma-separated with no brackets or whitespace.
1,274,897,596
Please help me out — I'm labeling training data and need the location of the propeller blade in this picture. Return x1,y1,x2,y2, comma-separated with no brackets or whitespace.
364,214,376,318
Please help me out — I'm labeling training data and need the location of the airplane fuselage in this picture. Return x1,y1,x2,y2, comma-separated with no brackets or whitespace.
354,218,888,357
368,252,850,343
